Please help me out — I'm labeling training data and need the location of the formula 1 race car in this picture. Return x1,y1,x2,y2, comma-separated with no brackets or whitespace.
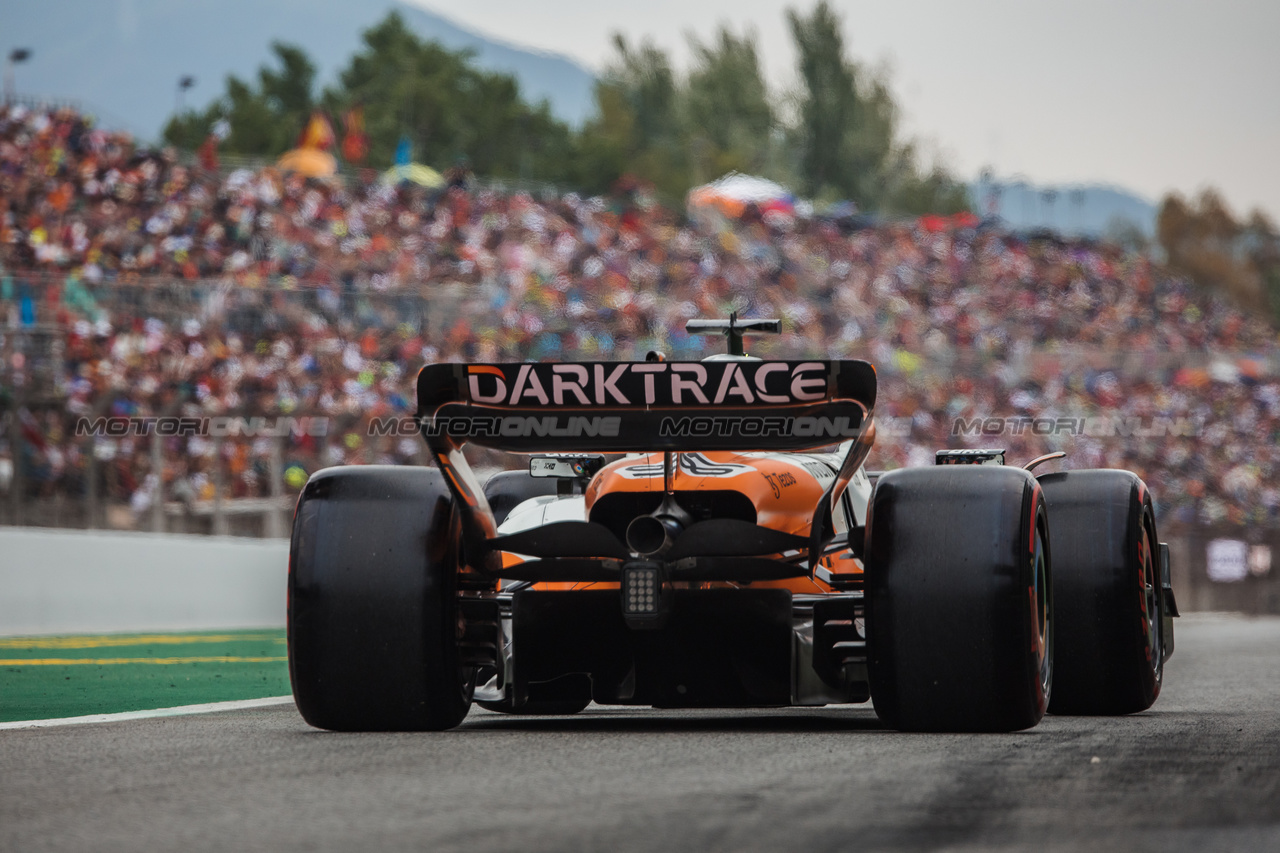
288,317,1177,732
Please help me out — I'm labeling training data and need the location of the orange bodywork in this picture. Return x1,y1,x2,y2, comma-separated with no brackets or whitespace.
500,450,862,593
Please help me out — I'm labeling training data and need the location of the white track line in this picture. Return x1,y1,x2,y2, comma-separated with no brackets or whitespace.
0,696,295,730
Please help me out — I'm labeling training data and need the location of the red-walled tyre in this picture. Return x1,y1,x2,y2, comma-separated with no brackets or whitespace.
866,466,1053,732
1040,470,1162,715
289,465,473,731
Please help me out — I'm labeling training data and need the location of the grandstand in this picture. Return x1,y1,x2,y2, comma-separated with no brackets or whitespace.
1,101,1278,610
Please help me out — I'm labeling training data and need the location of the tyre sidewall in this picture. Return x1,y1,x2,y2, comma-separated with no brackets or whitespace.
1041,470,1162,715
289,465,472,731
866,466,1050,732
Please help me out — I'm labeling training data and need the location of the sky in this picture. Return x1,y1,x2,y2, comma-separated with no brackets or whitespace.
410,0,1280,221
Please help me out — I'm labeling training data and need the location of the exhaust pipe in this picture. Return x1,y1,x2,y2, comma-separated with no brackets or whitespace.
625,496,692,557
626,514,683,556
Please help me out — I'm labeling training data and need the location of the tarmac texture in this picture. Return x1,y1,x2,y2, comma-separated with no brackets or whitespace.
1,614,1276,853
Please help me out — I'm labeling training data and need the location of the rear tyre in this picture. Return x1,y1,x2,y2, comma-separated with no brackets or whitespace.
1040,470,1162,715
289,465,474,731
866,466,1052,732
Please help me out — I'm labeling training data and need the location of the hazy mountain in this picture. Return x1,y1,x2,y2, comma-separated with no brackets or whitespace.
969,178,1158,239
3,1,1164,232
1,0,598,139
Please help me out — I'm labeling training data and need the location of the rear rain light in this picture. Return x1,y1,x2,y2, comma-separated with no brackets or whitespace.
622,565,660,615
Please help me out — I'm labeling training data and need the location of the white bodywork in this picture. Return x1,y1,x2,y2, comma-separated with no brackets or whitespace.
497,494,587,535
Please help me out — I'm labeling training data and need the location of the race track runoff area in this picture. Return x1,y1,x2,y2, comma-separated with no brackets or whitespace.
0,630,289,723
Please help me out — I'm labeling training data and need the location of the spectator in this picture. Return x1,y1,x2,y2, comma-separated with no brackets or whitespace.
2,102,1278,532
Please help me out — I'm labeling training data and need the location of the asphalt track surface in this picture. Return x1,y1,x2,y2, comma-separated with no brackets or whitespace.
2,614,1277,853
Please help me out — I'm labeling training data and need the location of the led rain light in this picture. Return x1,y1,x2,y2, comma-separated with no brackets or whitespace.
623,565,661,615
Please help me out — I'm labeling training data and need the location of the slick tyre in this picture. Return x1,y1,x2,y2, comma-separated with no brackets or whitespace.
288,465,474,731
865,466,1053,732
484,470,560,527
1040,470,1162,715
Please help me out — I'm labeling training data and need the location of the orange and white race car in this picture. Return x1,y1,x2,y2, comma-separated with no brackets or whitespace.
288,317,1176,732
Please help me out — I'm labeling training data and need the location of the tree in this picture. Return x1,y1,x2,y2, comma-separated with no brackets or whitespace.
684,26,777,182
572,80,636,194
785,2,965,214
1157,189,1280,318
322,13,575,180
163,42,316,155
880,153,971,216
574,35,689,199
164,14,577,181
157,5,973,215
1244,209,1280,321
787,2,864,200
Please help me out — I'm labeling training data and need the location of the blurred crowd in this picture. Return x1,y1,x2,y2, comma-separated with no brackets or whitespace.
2,103,1279,531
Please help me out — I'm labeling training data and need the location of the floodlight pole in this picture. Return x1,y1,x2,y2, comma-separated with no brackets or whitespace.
5,48,32,104
176,75,195,113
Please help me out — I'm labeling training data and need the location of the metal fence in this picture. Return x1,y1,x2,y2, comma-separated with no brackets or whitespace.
8,270,1280,374
2,272,1278,611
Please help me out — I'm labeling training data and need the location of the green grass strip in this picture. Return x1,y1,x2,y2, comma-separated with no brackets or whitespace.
0,629,290,723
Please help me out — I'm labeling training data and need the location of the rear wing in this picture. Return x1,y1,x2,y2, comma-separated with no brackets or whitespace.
415,359,877,575
416,359,876,454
